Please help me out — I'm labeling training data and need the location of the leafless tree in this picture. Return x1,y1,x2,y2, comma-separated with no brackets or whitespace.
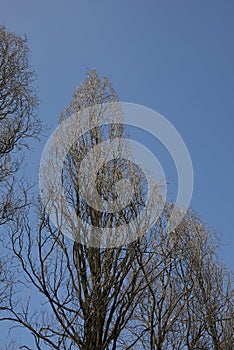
0,70,233,350
0,25,41,338
0,25,41,225
132,208,233,350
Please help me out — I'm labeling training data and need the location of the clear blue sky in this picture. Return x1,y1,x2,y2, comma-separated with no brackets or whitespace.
1,0,234,347
1,1,233,266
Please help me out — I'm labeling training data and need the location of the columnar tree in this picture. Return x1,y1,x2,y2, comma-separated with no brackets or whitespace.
0,70,233,350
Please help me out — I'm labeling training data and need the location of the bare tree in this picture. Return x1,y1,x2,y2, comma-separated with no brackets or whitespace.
0,25,41,337
0,25,41,225
132,208,234,350
0,70,233,350
0,70,156,349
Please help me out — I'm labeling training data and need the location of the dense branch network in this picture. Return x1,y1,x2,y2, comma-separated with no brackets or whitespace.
0,68,233,349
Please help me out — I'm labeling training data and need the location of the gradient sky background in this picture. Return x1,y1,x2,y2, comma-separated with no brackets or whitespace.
1,0,234,344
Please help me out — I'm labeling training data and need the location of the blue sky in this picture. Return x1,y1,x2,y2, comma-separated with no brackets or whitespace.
1,0,234,346
1,0,233,269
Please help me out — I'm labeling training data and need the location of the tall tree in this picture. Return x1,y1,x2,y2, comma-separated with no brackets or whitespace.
132,209,233,349
0,25,41,318
0,25,41,225
0,70,233,350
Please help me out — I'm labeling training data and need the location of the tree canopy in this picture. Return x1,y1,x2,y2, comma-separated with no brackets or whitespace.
0,30,233,349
